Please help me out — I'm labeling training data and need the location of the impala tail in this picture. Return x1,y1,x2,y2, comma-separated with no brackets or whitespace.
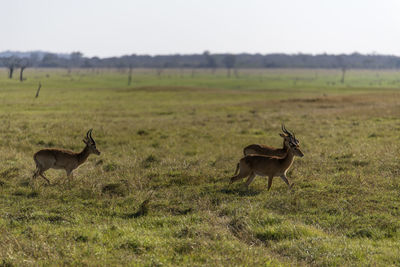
233,162,240,177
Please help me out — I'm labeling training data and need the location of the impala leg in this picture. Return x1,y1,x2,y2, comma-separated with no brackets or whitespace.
244,172,256,188
66,170,74,182
267,176,273,190
280,174,291,188
39,172,50,185
32,168,39,179
230,165,250,184
33,163,50,184
31,168,40,187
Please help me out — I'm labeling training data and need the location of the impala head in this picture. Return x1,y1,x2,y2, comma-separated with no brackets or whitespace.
83,129,101,155
280,124,304,157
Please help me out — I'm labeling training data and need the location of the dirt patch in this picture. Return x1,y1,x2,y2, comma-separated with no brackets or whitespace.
116,86,214,93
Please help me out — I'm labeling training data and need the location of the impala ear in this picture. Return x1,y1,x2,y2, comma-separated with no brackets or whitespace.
279,133,286,137
83,139,89,145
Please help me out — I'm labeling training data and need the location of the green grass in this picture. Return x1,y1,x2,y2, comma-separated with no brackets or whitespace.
0,68,400,266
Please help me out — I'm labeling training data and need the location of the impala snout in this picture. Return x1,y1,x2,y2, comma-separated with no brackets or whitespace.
294,148,304,157
94,149,101,156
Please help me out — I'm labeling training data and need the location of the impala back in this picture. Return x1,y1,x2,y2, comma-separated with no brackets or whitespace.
34,149,78,170
243,144,286,157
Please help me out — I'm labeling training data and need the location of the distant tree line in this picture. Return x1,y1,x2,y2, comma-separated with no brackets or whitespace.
2,51,400,72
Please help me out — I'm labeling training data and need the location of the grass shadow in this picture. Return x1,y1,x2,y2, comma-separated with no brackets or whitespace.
219,187,262,197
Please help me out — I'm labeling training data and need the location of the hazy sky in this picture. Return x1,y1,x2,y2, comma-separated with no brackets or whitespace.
1,0,400,57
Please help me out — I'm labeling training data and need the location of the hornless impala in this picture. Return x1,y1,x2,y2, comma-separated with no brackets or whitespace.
231,128,303,190
243,124,298,157
32,129,101,184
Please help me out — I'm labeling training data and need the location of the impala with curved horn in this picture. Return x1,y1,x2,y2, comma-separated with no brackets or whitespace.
231,126,303,190
32,129,101,184
243,124,299,157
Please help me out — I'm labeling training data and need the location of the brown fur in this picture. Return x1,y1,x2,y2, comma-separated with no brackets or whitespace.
231,140,304,190
243,125,296,158
243,139,288,157
32,130,100,184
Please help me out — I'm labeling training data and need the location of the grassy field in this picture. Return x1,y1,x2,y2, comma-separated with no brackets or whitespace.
0,68,399,266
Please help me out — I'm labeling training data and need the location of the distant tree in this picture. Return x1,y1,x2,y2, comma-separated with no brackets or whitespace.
336,56,347,84
222,54,236,77
263,59,278,68
5,51,400,70
3,56,17,79
340,67,346,84
234,68,239,78
29,52,40,66
203,51,217,73
82,59,94,68
127,64,133,86
41,53,59,67
70,51,83,67
156,67,163,78
18,58,31,81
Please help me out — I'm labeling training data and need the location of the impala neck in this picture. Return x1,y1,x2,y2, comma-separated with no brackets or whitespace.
282,140,289,150
77,145,91,165
280,149,295,171
277,140,289,156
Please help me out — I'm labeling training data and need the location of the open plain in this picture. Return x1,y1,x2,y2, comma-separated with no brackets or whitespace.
0,68,399,266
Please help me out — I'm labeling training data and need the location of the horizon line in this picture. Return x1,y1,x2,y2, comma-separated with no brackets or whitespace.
1,50,399,59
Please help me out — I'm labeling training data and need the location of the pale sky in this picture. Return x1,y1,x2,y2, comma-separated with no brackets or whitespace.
1,0,400,58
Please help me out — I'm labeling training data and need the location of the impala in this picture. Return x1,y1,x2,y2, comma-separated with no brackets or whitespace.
32,129,100,184
231,129,303,190
243,124,299,157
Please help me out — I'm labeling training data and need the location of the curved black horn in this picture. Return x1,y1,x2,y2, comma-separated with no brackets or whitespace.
89,129,95,144
86,129,91,139
86,129,94,143
282,124,295,137
282,124,290,135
